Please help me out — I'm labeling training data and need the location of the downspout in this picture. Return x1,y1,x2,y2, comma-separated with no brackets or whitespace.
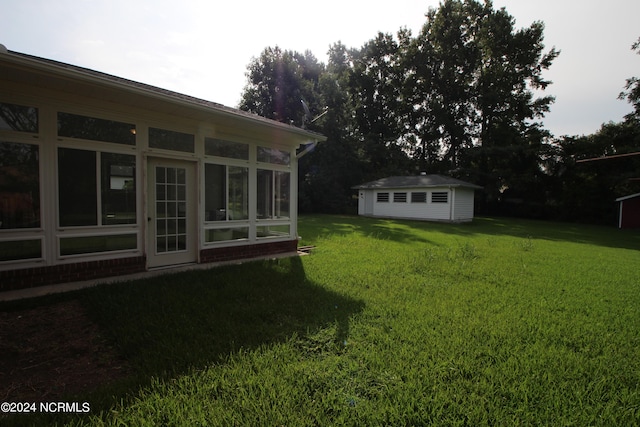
449,187,455,221
296,141,318,159
619,200,623,229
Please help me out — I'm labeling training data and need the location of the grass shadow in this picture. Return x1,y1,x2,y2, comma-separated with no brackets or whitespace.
1,256,364,425
300,214,640,252
458,216,640,251
299,214,439,246
87,257,362,367
81,256,364,395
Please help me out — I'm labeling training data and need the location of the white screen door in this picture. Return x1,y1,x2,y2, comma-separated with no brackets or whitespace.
147,158,197,268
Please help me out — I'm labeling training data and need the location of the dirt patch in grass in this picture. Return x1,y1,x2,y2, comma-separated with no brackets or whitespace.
0,299,130,402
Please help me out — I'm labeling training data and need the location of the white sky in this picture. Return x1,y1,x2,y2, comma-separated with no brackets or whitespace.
1,0,639,137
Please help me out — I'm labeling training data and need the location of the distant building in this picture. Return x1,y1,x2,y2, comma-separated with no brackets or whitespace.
0,46,325,291
616,193,640,229
353,175,482,223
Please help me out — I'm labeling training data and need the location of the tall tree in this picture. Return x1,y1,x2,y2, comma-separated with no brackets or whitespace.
239,46,324,126
411,1,480,171
619,37,640,123
472,3,558,205
401,0,559,212
299,42,364,213
239,1,559,214
348,32,413,179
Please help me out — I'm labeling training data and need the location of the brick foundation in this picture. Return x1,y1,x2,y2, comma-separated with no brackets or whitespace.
0,240,299,293
200,239,298,264
0,256,147,292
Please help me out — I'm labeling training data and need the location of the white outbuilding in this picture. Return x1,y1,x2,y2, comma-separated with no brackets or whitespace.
354,174,482,223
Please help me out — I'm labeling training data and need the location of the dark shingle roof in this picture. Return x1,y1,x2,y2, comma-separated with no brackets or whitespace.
353,175,482,190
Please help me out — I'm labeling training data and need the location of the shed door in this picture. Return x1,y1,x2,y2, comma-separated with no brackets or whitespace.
364,191,374,215
147,158,197,268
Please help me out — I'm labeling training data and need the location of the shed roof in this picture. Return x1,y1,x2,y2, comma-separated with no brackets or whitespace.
615,192,640,202
353,175,482,190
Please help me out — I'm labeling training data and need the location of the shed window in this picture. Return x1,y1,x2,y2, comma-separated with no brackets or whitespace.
58,112,135,145
394,192,407,203
377,192,389,203
431,191,449,203
205,138,249,160
411,192,427,203
149,127,194,153
0,102,38,133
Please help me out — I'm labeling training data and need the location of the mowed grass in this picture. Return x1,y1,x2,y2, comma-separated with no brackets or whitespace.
5,215,640,426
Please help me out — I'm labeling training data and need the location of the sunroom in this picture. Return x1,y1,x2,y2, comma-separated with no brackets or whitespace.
0,47,325,291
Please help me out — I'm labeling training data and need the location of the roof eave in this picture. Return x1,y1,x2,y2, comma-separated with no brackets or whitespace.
1,50,326,144
354,184,483,190
615,192,640,202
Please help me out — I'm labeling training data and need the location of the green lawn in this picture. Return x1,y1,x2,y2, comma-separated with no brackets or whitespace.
5,215,640,426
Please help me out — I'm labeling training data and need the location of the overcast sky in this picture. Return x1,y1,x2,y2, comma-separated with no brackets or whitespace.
1,0,639,137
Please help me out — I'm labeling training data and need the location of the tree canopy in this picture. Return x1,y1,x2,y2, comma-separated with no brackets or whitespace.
239,0,639,224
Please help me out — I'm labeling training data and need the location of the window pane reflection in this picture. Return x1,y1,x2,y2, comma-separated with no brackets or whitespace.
101,153,136,225
0,141,40,229
0,102,38,133
58,112,135,145
149,127,194,153
58,148,97,227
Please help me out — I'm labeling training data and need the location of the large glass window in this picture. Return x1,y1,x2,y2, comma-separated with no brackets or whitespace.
58,148,137,227
0,239,41,262
258,146,290,165
60,234,137,256
58,148,98,227
101,153,137,225
257,169,290,219
257,224,290,239
205,164,248,221
0,102,38,133
149,127,194,153
57,112,135,145
0,141,40,229
205,227,249,243
205,138,249,160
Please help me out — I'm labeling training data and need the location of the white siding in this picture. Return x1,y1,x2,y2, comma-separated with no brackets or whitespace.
371,189,453,221
452,188,475,221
